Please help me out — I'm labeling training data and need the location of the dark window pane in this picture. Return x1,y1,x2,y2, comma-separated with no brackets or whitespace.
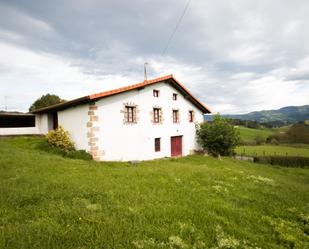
0,114,35,128
153,90,159,97
155,138,160,152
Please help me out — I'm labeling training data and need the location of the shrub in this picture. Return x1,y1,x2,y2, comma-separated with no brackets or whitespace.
245,140,257,146
38,137,92,160
196,115,240,157
270,138,279,145
254,136,265,145
253,156,309,168
46,126,74,152
65,150,93,160
237,139,247,146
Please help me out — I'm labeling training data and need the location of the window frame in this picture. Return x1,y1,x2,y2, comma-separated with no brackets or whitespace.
153,108,161,123
189,110,194,122
125,106,136,123
154,138,161,152
173,93,178,100
173,110,179,123
153,89,159,97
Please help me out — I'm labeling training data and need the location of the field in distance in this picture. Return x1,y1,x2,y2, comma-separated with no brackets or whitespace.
236,126,275,144
236,144,309,157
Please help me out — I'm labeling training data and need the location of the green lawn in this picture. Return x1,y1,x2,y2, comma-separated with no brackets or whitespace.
236,126,275,143
1,137,309,248
236,144,309,157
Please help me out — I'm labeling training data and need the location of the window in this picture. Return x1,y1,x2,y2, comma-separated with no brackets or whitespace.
125,106,136,123
122,103,138,124
173,110,179,123
189,110,194,122
154,138,161,152
0,114,35,128
153,108,161,123
173,93,178,100
153,89,159,97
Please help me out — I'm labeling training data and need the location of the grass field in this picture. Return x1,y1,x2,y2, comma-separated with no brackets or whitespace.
1,137,309,248
236,126,275,143
274,125,292,132
236,144,309,157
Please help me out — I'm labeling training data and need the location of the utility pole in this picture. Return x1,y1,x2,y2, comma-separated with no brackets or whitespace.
144,62,149,81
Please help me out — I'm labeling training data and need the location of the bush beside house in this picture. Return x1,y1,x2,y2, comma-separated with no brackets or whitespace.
45,126,92,160
196,115,240,157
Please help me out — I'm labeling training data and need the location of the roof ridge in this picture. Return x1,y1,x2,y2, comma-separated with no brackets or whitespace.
32,74,211,114
89,74,173,99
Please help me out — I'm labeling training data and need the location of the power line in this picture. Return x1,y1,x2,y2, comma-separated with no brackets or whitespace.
162,0,192,56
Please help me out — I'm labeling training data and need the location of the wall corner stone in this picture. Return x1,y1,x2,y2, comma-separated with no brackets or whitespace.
87,103,104,161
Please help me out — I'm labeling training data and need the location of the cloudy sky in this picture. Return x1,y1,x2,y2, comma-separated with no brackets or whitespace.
0,0,308,114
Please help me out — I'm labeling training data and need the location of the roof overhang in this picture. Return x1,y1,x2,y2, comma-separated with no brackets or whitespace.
32,75,211,114
0,112,35,117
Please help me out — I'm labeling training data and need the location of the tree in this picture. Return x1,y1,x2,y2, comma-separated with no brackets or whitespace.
29,94,64,112
196,115,240,157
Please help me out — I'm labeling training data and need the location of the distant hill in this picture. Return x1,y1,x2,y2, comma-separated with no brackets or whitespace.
205,105,309,124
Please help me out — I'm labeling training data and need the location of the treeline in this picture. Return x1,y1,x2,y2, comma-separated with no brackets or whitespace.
229,119,289,128
231,118,309,145
267,122,309,144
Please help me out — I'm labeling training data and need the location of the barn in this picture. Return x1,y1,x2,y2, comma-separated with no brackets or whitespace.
31,74,211,161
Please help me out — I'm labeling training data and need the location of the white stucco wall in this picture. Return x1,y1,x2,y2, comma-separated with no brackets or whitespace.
95,82,204,161
36,113,49,134
0,127,40,136
0,114,49,136
57,105,89,150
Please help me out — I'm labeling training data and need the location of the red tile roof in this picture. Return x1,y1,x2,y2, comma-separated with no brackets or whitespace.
32,74,211,113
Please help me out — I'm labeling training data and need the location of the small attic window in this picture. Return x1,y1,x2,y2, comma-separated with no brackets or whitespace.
153,90,159,97
173,93,178,100
189,110,194,122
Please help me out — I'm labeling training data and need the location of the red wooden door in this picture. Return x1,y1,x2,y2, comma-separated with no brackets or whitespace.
171,136,183,157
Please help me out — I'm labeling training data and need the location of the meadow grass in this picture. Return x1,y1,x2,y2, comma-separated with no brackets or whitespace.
236,126,275,143
0,136,309,248
274,125,292,133
236,144,309,157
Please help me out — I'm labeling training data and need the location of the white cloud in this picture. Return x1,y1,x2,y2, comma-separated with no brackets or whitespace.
0,42,137,111
0,0,309,113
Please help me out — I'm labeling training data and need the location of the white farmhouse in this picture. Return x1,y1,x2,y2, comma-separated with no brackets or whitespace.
32,75,211,161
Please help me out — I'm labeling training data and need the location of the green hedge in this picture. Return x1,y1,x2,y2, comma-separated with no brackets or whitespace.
253,156,309,168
